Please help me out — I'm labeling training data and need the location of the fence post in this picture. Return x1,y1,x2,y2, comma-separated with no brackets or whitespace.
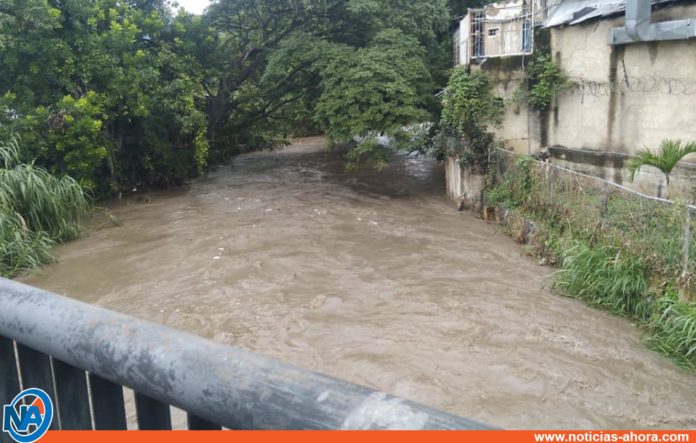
681,206,693,302
600,183,609,229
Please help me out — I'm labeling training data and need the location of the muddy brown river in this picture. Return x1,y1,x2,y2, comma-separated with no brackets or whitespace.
21,137,696,430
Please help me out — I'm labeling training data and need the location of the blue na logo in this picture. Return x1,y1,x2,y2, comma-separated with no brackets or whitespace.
2,388,53,443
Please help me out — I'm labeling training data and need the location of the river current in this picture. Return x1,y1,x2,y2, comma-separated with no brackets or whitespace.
21,137,696,429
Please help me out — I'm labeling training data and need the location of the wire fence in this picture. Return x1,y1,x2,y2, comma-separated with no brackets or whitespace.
487,148,696,290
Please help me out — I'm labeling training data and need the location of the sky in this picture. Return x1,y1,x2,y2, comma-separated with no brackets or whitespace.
172,0,211,15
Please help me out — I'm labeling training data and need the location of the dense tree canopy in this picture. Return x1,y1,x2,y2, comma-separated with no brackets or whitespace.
0,0,474,196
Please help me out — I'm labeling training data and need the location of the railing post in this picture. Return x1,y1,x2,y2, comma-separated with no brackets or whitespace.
15,344,58,430
135,392,172,430
88,374,127,430
0,337,19,403
0,337,20,443
52,359,92,430
187,413,222,430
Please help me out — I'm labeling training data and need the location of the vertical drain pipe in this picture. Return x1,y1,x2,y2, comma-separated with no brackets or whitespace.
624,0,656,41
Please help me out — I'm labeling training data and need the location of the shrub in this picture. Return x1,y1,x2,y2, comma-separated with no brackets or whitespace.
441,68,503,171
526,54,570,111
0,137,90,277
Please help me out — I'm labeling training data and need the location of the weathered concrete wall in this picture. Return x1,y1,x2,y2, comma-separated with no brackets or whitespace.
476,3,696,200
548,4,696,156
445,156,487,211
473,57,540,155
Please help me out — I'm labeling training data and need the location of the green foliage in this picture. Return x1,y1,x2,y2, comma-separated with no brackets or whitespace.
0,0,458,191
13,92,109,190
0,207,55,279
526,54,570,111
388,124,442,156
441,68,503,136
648,295,696,369
345,140,391,171
0,0,209,196
629,139,696,195
440,68,503,169
0,137,89,277
202,0,449,162
554,243,651,319
316,29,432,143
487,154,535,207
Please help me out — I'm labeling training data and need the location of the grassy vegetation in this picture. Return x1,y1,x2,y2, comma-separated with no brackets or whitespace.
486,150,696,370
0,138,89,278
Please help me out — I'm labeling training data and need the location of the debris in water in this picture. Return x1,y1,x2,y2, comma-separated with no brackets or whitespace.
109,214,122,227
309,295,327,309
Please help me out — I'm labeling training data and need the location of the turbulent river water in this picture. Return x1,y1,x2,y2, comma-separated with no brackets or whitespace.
21,137,696,430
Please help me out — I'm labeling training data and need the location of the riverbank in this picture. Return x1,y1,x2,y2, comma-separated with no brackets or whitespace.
20,138,696,430
485,150,696,370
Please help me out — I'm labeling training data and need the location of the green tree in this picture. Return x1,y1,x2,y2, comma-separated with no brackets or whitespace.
629,139,696,199
315,29,432,142
0,0,209,195
200,0,449,153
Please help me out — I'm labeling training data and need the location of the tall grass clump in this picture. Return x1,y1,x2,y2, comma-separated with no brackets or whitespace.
554,243,651,320
0,137,89,277
647,296,696,370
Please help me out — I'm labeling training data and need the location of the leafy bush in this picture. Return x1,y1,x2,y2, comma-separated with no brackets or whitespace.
345,140,391,171
526,54,570,111
441,68,503,170
10,92,108,192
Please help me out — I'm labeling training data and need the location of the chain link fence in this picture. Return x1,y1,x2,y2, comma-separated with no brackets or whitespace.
486,148,696,292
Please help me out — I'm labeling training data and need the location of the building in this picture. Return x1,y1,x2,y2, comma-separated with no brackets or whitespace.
451,0,696,199
454,0,560,66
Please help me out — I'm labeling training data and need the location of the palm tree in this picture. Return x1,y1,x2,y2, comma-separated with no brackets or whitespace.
629,139,696,199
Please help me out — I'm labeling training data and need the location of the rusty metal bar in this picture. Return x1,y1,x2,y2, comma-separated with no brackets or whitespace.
52,358,92,430
0,278,494,430
88,374,127,430
135,392,172,430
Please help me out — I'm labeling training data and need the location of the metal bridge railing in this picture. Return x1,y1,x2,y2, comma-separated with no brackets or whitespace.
0,278,493,433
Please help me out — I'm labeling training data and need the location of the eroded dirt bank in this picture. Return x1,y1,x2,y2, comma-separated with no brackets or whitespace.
22,137,696,429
